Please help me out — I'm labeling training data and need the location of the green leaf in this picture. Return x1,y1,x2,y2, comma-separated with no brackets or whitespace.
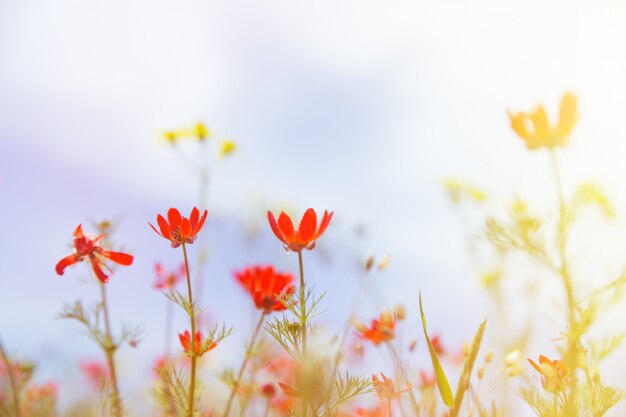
450,318,487,417
419,292,455,408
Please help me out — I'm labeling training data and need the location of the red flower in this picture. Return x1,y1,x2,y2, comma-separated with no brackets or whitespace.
80,360,109,389
153,262,185,290
267,208,333,252
371,373,410,400
355,311,396,346
149,207,208,248
179,330,217,357
235,265,295,313
55,225,134,284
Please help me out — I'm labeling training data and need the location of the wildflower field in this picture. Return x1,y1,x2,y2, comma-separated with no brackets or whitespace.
3,2,626,417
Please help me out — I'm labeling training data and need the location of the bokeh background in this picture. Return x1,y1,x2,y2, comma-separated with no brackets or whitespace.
3,0,626,413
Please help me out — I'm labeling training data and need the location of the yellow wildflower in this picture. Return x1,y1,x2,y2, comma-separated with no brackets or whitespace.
220,139,237,157
508,92,578,150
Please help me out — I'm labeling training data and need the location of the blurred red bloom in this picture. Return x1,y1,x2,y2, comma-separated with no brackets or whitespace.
149,207,208,248
55,225,134,284
80,360,109,389
153,262,186,290
267,208,333,252
179,330,217,357
235,265,295,312
371,373,410,400
356,311,396,346
430,334,445,356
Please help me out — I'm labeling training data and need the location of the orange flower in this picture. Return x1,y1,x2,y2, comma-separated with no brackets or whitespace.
371,373,410,400
153,262,185,290
528,355,569,392
235,265,294,312
267,208,333,252
508,92,578,150
149,207,208,248
55,225,134,283
355,311,396,345
179,330,217,357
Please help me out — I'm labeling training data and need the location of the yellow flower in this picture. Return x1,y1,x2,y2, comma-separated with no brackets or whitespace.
508,92,578,150
163,131,178,144
443,179,487,204
220,139,237,157
195,123,210,141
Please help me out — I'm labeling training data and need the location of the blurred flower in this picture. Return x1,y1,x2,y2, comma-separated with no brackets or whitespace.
149,207,208,248
267,208,334,252
505,350,523,377
508,92,578,150
443,179,487,204
25,382,58,402
528,355,570,392
261,383,277,398
371,373,410,400
179,330,217,357
220,140,237,157
419,369,436,387
153,262,186,291
80,360,109,389
55,225,134,283
355,310,396,346
234,265,294,313
162,122,211,144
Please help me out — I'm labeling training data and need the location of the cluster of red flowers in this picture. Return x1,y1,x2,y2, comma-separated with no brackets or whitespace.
234,265,294,313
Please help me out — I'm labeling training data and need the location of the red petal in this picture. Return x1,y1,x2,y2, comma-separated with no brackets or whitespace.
298,208,317,243
55,254,79,275
73,224,84,238
180,218,192,239
196,209,208,235
314,210,333,239
277,212,296,242
90,259,110,283
167,208,182,229
267,211,286,243
189,207,199,232
100,250,134,266
156,215,172,240
148,222,163,238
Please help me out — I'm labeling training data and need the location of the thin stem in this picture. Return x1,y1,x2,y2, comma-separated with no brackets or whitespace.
385,343,419,414
262,398,271,417
222,312,267,417
99,283,122,417
182,243,197,417
0,343,21,417
165,300,173,357
387,399,392,417
297,250,308,417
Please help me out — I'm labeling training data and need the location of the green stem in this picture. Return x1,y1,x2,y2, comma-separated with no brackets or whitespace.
222,312,267,417
100,283,122,417
0,343,21,417
182,243,197,417
297,250,308,417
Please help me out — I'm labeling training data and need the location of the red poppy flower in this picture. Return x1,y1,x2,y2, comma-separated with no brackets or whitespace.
267,208,333,252
153,262,186,290
55,225,134,284
234,265,295,313
355,311,396,346
178,330,217,357
149,207,208,248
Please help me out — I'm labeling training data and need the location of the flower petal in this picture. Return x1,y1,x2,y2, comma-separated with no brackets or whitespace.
277,212,296,242
100,250,134,266
180,218,192,239
167,208,182,229
314,210,334,239
195,209,208,236
267,211,286,243
156,215,172,240
55,254,79,275
298,208,317,243
90,259,110,283
189,207,199,232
